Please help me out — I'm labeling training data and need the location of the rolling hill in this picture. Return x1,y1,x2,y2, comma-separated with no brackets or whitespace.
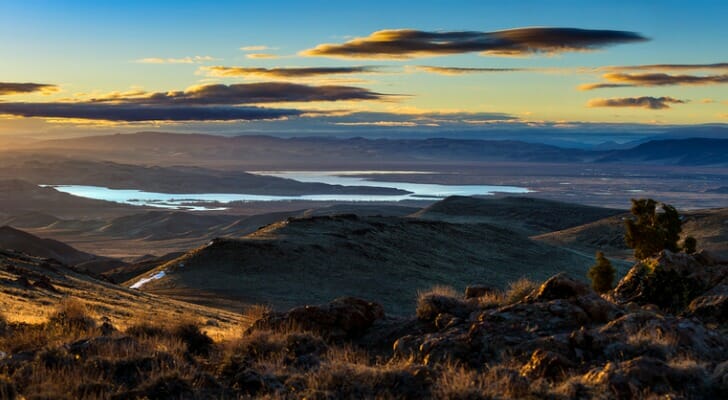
0,226,95,265
125,207,624,314
534,207,728,258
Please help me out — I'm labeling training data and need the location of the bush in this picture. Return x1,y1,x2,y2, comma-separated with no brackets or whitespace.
587,251,616,294
504,278,538,304
683,236,697,254
624,198,682,259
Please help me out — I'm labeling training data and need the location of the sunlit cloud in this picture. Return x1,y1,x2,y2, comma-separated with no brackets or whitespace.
0,82,59,95
587,96,687,110
199,65,381,79
579,72,728,90
602,62,728,72
240,45,273,51
246,53,281,59
135,55,215,64
408,65,527,75
301,27,647,59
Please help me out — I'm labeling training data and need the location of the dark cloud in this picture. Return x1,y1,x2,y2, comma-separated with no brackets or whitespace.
0,82,59,95
301,28,647,59
0,102,301,121
580,72,728,90
89,82,387,104
587,96,687,110
411,66,526,74
200,66,381,78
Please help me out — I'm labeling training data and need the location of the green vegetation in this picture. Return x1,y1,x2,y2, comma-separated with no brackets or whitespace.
624,198,683,259
587,251,616,294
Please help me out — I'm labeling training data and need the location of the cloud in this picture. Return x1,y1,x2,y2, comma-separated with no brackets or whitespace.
246,53,281,59
604,62,728,72
199,65,381,79
580,72,728,90
0,82,59,95
587,96,687,110
85,82,388,105
135,56,215,64
240,45,272,51
301,27,647,59
409,65,526,75
0,102,301,121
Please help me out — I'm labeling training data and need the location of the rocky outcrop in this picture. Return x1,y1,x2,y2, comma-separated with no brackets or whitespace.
248,297,385,339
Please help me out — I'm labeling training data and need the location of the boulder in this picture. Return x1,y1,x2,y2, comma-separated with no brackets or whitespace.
250,297,384,339
519,349,575,380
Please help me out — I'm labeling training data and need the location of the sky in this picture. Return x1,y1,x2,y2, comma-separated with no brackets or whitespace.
0,0,727,140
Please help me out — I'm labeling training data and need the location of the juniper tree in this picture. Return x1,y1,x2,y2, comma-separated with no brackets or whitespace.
588,251,615,294
624,198,682,259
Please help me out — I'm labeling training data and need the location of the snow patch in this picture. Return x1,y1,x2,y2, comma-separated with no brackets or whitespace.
130,271,167,289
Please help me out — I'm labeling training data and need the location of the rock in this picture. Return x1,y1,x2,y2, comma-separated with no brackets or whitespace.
464,285,497,299
711,360,728,394
250,297,384,339
687,284,728,324
613,250,728,313
519,349,575,380
417,294,472,321
525,274,591,302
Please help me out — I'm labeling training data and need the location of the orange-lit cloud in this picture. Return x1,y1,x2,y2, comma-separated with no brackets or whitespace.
0,82,59,95
246,53,281,59
301,27,647,59
199,65,381,79
602,62,728,72
587,96,687,110
580,72,728,90
240,45,273,51
135,56,215,64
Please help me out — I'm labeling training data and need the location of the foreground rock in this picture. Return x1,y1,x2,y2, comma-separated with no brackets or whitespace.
613,250,728,322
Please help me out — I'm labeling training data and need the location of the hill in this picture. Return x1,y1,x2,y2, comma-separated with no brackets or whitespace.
125,213,617,314
534,207,728,258
412,196,623,235
0,179,137,219
0,249,248,335
0,226,95,265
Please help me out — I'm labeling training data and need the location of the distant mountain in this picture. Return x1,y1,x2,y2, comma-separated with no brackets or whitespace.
0,226,94,265
597,138,728,166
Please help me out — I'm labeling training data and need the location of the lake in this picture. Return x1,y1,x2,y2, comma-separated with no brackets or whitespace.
46,170,530,211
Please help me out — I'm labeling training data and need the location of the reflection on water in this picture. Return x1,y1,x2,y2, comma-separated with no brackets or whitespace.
45,170,530,211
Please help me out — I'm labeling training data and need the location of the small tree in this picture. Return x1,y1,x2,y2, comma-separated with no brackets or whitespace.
624,198,682,259
588,251,616,294
683,236,697,254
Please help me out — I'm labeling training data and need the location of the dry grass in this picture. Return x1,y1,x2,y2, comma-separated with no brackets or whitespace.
504,277,539,304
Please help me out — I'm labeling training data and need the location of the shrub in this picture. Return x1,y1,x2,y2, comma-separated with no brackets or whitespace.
172,323,214,356
624,198,682,259
587,251,616,294
683,236,697,254
504,278,538,304
416,286,471,321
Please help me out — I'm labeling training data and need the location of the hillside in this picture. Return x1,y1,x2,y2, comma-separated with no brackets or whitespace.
412,196,623,235
0,179,137,219
125,214,619,314
0,249,248,335
0,156,406,195
0,226,95,265
534,207,728,258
